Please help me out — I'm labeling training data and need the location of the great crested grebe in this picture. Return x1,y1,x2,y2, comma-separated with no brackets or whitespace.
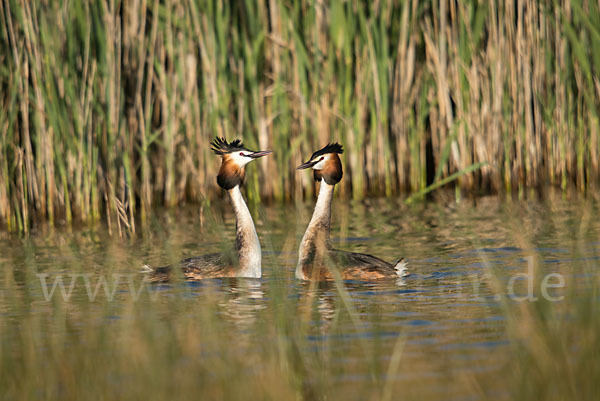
295,143,408,281
145,137,271,281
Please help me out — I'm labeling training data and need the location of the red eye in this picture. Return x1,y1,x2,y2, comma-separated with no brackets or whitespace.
319,157,324,161
239,152,246,157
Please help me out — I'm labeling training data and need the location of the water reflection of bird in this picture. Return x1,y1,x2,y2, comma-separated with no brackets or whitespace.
296,143,408,281
219,279,265,325
144,137,271,281
295,282,338,337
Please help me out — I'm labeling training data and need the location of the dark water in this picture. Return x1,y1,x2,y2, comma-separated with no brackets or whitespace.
0,193,598,400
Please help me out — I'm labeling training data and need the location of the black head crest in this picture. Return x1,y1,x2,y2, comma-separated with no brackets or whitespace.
211,137,245,155
310,142,344,160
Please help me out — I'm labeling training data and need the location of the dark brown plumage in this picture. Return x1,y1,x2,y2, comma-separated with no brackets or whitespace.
145,253,237,282
300,247,405,281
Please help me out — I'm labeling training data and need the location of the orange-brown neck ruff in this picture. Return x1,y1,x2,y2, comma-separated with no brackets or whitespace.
217,156,246,190
314,154,343,185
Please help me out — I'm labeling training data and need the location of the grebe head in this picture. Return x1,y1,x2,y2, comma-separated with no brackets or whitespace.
211,137,272,189
297,142,343,185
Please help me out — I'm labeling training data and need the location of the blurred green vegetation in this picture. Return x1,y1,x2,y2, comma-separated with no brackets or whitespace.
1,0,599,231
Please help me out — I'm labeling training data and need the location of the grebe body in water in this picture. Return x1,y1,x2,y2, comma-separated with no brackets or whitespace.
145,137,271,281
296,143,407,281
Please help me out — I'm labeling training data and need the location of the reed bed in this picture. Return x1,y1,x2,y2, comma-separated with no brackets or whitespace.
1,0,599,231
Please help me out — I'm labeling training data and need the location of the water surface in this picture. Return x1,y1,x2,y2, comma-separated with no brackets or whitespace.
0,193,598,400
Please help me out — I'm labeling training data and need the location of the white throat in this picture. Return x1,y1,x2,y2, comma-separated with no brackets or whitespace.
296,181,335,279
228,185,261,278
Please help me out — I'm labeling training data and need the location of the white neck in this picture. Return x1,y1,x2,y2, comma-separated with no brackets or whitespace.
296,181,335,279
228,185,261,278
